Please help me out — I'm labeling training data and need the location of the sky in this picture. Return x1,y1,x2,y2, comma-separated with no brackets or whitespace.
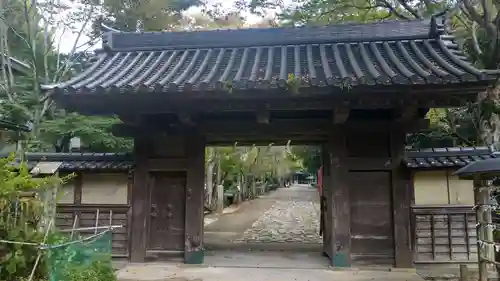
56,0,283,54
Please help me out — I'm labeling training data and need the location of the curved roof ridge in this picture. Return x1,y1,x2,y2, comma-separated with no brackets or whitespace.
100,19,435,52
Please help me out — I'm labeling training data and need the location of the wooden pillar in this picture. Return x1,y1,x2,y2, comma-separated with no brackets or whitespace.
129,137,149,262
321,144,332,258
184,134,206,264
390,127,413,268
474,177,492,281
328,127,351,267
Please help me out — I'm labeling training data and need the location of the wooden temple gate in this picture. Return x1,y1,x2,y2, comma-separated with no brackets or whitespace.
42,13,499,268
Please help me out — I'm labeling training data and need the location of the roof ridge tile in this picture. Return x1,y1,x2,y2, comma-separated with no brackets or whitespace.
103,19,434,52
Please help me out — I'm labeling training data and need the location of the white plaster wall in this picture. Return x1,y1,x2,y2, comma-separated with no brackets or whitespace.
413,170,474,205
447,175,474,205
81,173,128,204
413,171,448,205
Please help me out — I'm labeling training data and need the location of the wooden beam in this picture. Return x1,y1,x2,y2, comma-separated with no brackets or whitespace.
256,105,270,124
396,106,419,123
146,158,188,171
178,113,196,126
66,84,482,116
206,133,327,143
347,157,395,171
207,138,325,146
112,118,430,138
112,119,330,137
119,114,142,126
332,104,350,124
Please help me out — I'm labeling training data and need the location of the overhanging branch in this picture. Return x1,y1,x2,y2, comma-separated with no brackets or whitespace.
395,0,422,19
462,0,486,28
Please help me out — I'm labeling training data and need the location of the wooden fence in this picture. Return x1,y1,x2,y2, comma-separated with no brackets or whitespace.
55,204,130,259
412,205,477,264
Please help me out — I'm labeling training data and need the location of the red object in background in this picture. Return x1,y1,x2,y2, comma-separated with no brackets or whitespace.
317,166,323,195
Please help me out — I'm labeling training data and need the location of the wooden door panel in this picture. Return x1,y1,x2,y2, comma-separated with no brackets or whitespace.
148,171,186,251
349,171,393,258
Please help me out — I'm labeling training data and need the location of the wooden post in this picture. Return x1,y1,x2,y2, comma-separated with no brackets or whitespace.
328,127,351,267
94,209,100,234
321,144,331,258
129,137,149,262
459,264,468,281
390,127,413,268
474,176,490,281
185,134,206,264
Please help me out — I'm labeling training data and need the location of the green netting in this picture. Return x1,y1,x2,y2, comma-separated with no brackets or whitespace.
46,230,115,281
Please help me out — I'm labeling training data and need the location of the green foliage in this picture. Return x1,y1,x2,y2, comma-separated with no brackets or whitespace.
46,231,116,281
1,0,59,71
55,258,116,281
207,144,303,198
407,108,479,148
93,0,202,34
0,153,66,281
0,0,135,153
0,153,63,199
0,152,115,281
40,113,133,153
290,146,321,174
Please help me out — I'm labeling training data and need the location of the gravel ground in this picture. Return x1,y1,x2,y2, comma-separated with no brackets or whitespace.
234,199,322,244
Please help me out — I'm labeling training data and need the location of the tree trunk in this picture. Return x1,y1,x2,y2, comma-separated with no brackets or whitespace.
243,176,249,200
215,157,224,213
216,183,224,213
250,176,256,198
40,172,59,232
205,148,215,208
479,85,500,148
235,174,242,204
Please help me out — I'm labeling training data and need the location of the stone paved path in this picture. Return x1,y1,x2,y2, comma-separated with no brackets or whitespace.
234,184,322,244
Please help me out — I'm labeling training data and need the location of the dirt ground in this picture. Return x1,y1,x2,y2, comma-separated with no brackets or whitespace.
117,261,424,281
203,194,275,247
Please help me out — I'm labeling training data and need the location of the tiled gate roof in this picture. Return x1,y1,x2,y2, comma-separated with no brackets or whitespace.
404,147,496,169
0,152,133,171
42,16,499,95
